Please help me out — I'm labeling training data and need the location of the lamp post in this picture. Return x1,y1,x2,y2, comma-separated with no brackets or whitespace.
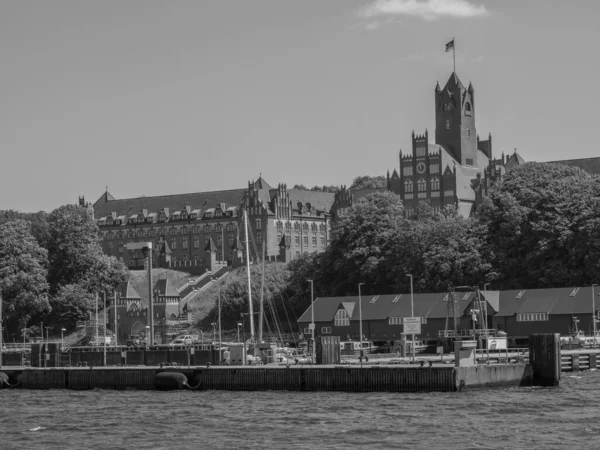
22,329,27,346
406,274,415,363
217,281,222,364
483,283,490,362
593,284,598,349
45,327,49,344
145,325,150,347
307,279,315,361
61,328,66,347
0,293,3,369
103,292,107,366
358,283,365,360
237,322,242,343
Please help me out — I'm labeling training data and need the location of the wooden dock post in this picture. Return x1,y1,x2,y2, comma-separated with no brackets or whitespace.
529,333,561,386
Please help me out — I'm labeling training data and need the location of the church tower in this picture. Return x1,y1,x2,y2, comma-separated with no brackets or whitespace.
434,73,478,167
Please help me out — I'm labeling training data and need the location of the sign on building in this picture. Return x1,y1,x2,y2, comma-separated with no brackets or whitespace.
403,317,422,335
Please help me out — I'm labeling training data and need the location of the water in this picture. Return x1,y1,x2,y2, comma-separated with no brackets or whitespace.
2,371,600,450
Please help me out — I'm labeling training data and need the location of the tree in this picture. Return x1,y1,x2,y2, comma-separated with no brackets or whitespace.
45,204,127,294
480,162,600,288
0,220,50,337
349,175,387,190
49,283,96,330
320,191,405,295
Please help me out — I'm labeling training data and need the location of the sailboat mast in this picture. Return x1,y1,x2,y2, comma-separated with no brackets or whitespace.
258,239,265,343
244,209,255,342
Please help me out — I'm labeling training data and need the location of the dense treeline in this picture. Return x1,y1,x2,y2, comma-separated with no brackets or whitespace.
196,163,600,331
0,205,127,342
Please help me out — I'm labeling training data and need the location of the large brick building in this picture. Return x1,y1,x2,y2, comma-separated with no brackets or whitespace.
90,178,335,271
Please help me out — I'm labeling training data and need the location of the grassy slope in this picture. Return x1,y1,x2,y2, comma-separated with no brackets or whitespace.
128,268,194,305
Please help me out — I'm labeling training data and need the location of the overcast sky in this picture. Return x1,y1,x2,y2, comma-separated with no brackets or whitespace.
2,0,599,212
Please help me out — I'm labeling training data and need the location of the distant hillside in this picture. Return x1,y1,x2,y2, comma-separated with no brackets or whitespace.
128,268,194,304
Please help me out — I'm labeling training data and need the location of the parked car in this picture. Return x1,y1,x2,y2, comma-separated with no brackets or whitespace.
126,335,142,346
170,335,200,345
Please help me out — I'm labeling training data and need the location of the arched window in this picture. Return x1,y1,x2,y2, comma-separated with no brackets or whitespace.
417,178,427,192
404,180,413,193
430,177,440,191
465,102,472,114
445,119,451,130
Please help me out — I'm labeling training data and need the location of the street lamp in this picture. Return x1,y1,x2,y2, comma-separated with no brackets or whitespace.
45,327,50,344
237,322,242,343
406,275,415,363
358,283,365,359
593,284,598,349
307,279,315,361
61,328,66,347
483,283,490,362
145,325,150,347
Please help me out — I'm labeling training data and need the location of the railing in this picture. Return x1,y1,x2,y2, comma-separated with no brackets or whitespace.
438,329,499,338
475,348,529,364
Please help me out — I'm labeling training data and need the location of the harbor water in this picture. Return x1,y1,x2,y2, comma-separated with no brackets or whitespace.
2,370,600,450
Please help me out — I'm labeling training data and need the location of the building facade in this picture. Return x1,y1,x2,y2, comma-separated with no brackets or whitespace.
90,178,335,271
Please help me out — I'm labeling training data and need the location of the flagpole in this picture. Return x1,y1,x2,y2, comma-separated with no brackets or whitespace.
453,37,456,73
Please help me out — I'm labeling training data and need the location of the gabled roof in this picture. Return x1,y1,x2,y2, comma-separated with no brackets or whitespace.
93,188,246,219
154,278,179,297
340,302,355,318
548,287,597,315
286,189,335,214
204,236,218,252
442,71,465,91
117,280,141,299
254,177,272,190
504,151,526,171
298,297,346,323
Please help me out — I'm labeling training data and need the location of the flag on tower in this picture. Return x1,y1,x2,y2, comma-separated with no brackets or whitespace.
445,39,454,52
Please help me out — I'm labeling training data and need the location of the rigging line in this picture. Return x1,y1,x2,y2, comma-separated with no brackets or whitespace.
279,285,300,324
266,294,285,345
278,290,297,346
265,294,281,341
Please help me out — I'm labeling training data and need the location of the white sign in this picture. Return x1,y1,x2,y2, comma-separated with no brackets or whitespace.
403,317,422,335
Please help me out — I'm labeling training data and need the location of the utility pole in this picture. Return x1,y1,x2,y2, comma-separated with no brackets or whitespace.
0,293,3,369
103,292,107,366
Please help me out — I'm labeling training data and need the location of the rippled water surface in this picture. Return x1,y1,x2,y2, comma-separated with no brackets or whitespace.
2,371,600,450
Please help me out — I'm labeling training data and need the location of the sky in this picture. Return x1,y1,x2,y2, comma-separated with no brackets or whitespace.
2,0,599,212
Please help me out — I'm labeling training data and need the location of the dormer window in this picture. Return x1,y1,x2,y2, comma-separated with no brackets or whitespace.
137,216,144,223
181,212,187,220
158,213,165,222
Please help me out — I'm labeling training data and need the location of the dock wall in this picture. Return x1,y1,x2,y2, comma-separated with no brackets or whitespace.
455,364,533,390
4,366,457,393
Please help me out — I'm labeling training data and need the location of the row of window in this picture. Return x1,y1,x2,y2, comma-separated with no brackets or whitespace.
516,313,549,322
107,231,263,253
276,222,326,232
404,178,440,193
277,232,326,247
101,221,260,240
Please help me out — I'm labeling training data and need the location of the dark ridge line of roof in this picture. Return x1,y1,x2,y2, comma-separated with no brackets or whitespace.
104,187,247,203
